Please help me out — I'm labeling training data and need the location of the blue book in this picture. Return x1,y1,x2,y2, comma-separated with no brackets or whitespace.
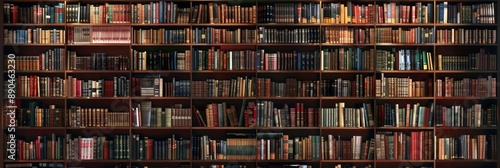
439,3,444,23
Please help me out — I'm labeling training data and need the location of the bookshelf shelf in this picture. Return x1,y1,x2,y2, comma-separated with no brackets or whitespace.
3,23,66,27
66,97,130,100
377,70,434,73
66,70,131,74
434,23,498,27
321,160,375,163
131,127,192,130
375,97,434,100
3,44,65,46
131,44,190,47
257,70,321,73
434,97,497,100
192,127,255,130
192,43,256,46
192,70,256,73
375,23,435,27
130,97,191,100
66,23,131,26
375,43,435,47
2,70,65,74
375,160,435,163
132,70,191,73
3,160,65,163
435,127,498,130
321,127,375,130
257,127,320,130
7,127,66,131
435,160,497,163
322,44,375,47
3,97,66,100
193,23,256,27
376,127,435,130
67,44,131,47
130,160,191,163
131,24,191,27
257,23,321,27
435,44,497,46
1,0,498,168
434,70,498,73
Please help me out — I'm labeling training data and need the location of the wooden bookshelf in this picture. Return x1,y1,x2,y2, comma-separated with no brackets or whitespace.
1,0,499,168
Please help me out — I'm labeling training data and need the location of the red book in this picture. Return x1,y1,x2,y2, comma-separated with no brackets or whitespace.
146,139,153,160
36,136,41,159
18,139,23,160
103,141,108,160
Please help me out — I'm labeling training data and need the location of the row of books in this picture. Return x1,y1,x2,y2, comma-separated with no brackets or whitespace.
256,133,323,160
376,49,433,71
4,27,496,45
7,48,65,71
194,49,256,71
15,134,64,160
193,4,257,24
435,104,497,127
257,50,320,71
436,134,496,160
7,47,495,72
256,78,318,97
132,77,190,97
68,52,129,71
437,49,497,71
132,2,190,24
7,75,497,98
323,27,374,44
435,28,496,44
133,28,190,44
322,3,376,24
4,28,65,44
66,134,130,160
323,135,375,160
132,134,190,160
67,106,129,127
435,76,496,97
437,2,496,24
257,27,320,44
376,3,433,24
320,103,375,128
376,131,433,160
378,103,434,127
3,3,64,24
376,27,434,44
322,48,374,71
4,2,495,25
8,132,496,161
132,102,192,127
66,3,130,23
132,49,191,71
320,76,374,97
259,3,319,24
6,101,497,128
68,26,131,44
192,28,257,44
11,50,495,72
192,77,254,98
375,76,431,97
67,76,130,97
10,102,63,127
16,76,65,97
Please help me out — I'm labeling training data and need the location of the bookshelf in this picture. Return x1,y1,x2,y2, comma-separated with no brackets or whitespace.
1,0,499,168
